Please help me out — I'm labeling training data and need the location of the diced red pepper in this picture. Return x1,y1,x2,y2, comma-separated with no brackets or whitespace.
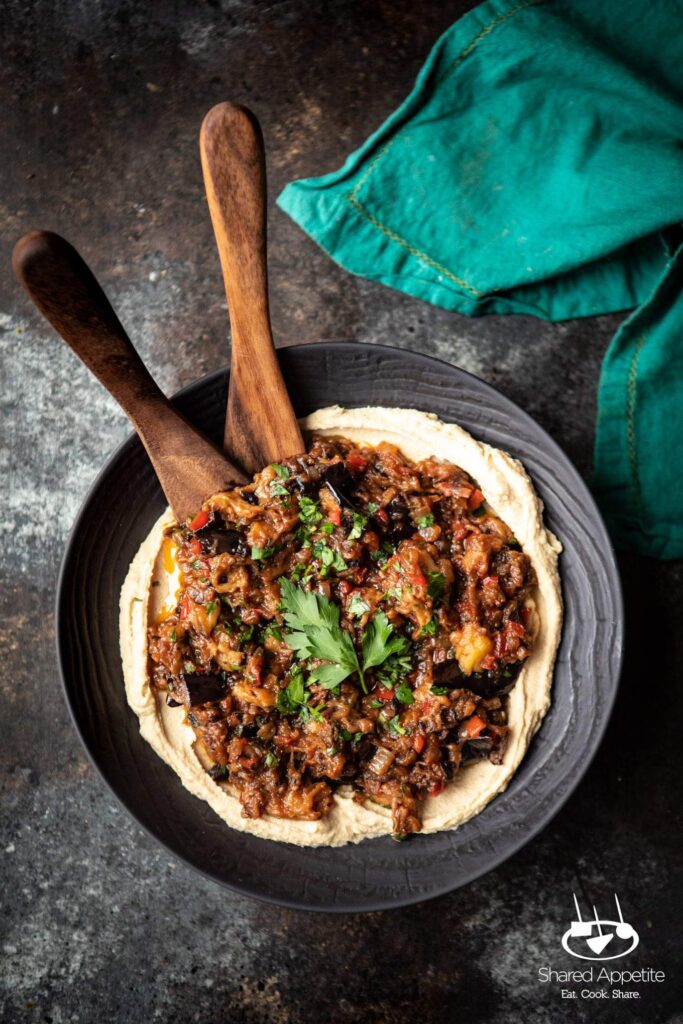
408,570,428,590
364,530,380,552
187,538,203,559
375,688,395,702
246,653,264,686
467,489,485,511
346,452,368,474
453,524,473,542
375,508,390,526
338,580,352,596
430,781,446,797
327,506,342,527
179,593,193,620
481,655,497,672
506,620,526,638
189,509,210,532
240,607,263,625
464,714,487,739
413,734,426,754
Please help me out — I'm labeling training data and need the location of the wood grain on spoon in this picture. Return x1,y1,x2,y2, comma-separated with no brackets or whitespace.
200,102,304,475
12,230,247,523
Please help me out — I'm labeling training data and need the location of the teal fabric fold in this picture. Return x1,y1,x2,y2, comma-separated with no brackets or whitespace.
278,0,683,557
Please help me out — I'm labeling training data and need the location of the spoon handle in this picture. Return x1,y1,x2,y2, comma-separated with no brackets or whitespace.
13,230,247,523
200,102,304,475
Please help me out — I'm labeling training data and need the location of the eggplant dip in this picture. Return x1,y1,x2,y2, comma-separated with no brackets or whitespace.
120,407,562,846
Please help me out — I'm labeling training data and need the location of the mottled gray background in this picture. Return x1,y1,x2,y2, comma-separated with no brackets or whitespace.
1,2,681,1022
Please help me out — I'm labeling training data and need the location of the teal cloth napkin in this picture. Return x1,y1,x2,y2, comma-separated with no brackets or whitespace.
278,0,683,558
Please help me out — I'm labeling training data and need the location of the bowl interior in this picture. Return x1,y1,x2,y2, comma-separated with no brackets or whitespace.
57,342,622,911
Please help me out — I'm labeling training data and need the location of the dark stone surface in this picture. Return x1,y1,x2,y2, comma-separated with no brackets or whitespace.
0,2,680,1022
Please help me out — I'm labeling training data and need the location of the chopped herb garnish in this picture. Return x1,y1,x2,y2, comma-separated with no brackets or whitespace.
183,661,196,674
417,514,435,528
376,650,413,688
427,571,446,601
386,715,408,737
369,698,383,708
261,623,283,642
265,751,279,768
431,684,449,695
190,559,202,570
348,594,371,618
472,505,487,518
299,497,322,525
205,600,217,615
395,681,415,705
272,463,291,479
367,502,379,515
348,511,368,540
320,520,335,536
312,540,346,572
170,629,177,643
420,616,438,637
251,545,276,561
270,481,289,497
239,624,254,645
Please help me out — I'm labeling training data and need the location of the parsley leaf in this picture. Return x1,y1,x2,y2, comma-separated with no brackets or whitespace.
376,650,413,688
272,464,290,479
419,616,437,637
417,513,435,528
431,684,449,695
280,578,363,691
362,612,410,672
276,668,306,714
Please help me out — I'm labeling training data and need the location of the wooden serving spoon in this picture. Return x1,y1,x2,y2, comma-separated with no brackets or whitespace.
12,230,247,523
200,102,305,475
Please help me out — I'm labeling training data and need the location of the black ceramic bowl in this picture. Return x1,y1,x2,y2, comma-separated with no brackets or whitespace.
56,342,623,912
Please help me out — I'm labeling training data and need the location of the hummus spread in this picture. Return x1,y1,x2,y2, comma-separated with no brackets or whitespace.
119,406,562,846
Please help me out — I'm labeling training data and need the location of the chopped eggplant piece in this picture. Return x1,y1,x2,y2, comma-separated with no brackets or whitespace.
166,694,183,708
464,669,517,698
177,672,227,706
207,763,229,781
321,462,358,509
432,659,462,685
461,736,494,763
383,495,414,544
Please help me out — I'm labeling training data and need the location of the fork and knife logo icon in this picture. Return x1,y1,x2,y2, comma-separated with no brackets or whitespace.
561,893,640,961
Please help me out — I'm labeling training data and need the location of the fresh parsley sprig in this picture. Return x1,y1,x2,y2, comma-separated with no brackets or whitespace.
279,580,411,696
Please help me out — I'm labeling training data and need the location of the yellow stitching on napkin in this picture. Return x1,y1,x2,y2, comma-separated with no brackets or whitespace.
347,195,481,296
626,333,646,524
345,0,546,299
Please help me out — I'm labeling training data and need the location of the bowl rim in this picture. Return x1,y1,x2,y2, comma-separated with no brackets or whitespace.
55,340,624,912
